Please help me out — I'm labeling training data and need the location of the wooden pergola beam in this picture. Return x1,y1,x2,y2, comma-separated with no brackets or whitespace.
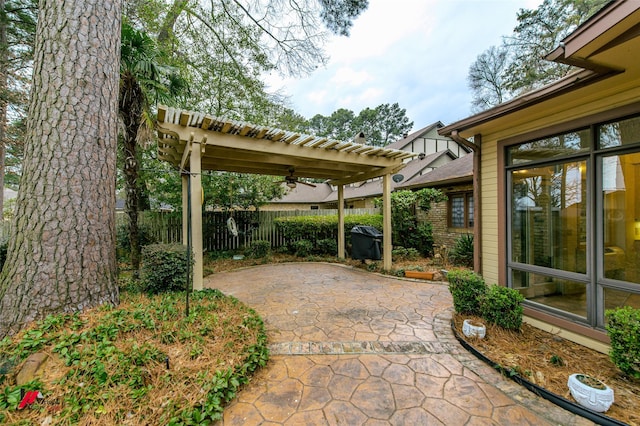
156,106,413,291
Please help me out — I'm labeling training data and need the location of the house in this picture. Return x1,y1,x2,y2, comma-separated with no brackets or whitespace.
397,153,474,248
387,121,472,159
261,182,334,211
323,150,458,208
264,123,470,210
439,0,640,352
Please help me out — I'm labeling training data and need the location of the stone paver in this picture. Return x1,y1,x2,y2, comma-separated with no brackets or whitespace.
207,263,594,426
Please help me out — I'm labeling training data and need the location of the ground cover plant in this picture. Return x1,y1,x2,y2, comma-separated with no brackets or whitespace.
0,289,268,424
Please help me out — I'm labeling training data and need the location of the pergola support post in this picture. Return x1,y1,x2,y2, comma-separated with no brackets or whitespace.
182,175,188,245
338,184,345,259
383,174,392,270
190,142,204,291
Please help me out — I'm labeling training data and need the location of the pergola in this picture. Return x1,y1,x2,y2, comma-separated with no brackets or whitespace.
156,106,414,290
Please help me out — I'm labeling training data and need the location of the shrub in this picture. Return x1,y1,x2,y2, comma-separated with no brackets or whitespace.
315,238,337,256
291,239,313,257
405,223,434,257
447,270,486,316
274,214,383,246
246,240,271,258
117,222,158,260
449,234,474,268
141,244,191,294
481,285,524,330
392,246,419,261
606,306,640,379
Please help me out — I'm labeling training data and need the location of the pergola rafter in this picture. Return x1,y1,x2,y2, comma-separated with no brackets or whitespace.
156,106,413,289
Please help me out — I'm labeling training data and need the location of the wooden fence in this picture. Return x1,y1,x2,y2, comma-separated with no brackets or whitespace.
118,208,380,252
0,208,379,251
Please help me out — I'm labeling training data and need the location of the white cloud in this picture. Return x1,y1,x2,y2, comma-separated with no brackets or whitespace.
329,67,374,86
268,0,546,127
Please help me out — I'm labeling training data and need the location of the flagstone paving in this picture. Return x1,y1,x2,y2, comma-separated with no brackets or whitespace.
206,263,594,425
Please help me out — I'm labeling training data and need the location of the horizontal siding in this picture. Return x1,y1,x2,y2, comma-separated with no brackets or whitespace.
481,138,500,284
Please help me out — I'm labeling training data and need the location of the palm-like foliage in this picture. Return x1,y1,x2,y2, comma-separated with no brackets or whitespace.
119,22,186,277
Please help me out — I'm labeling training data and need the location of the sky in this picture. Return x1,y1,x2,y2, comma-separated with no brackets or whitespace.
264,0,543,130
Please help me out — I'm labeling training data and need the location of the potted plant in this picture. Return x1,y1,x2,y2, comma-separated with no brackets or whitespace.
462,319,486,338
567,373,614,413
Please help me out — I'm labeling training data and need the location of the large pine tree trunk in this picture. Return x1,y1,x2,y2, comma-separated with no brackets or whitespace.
0,0,121,337
0,0,7,220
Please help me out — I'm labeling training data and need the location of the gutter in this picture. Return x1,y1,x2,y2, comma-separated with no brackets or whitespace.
448,132,482,275
450,130,478,152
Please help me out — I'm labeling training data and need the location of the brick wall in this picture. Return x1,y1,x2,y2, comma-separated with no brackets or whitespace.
418,183,473,249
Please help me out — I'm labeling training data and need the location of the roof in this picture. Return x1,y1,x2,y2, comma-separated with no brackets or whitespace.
323,150,457,202
156,106,415,186
397,153,473,190
439,0,640,139
385,122,445,151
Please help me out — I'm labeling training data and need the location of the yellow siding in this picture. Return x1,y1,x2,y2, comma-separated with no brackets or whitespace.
480,140,500,284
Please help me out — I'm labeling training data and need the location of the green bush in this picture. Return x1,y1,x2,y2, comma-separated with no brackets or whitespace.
449,234,474,267
447,270,486,316
141,244,191,294
291,239,313,257
274,214,383,246
246,240,271,258
606,306,640,379
405,223,434,256
481,285,524,330
117,222,158,260
315,238,337,256
392,246,419,261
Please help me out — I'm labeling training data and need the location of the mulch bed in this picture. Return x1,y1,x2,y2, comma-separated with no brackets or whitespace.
453,314,640,426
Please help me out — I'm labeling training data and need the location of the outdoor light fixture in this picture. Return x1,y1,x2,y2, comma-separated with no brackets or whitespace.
287,181,296,189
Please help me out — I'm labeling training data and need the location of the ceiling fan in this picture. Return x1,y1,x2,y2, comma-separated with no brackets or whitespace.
277,167,316,189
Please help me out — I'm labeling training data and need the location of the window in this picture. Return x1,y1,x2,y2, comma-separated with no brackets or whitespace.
505,117,640,327
449,192,473,228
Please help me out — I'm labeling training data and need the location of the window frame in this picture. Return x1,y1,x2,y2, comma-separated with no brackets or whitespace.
448,191,473,229
503,113,640,330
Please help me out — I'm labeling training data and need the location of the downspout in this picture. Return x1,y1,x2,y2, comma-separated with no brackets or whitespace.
450,131,482,275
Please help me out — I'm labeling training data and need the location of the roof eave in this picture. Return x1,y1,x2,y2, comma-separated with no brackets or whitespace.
438,68,617,138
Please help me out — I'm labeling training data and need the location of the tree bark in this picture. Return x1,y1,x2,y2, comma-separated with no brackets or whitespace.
119,72,143,278
0,0,121,337
0,0,7,220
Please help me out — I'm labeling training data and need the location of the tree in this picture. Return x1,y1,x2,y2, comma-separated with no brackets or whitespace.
119,22,185,278
0,0,37,219
0,0,121,337
358,103,413,147
468,0,608,112
203,172,285,211
305,103,413,146
144,164,286,213
123,0,369,118
468,45,510,112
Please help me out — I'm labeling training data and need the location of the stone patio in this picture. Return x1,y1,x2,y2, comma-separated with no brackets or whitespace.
206,263,593,425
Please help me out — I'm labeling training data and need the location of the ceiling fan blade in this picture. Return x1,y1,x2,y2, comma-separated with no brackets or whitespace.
299,181,317,188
